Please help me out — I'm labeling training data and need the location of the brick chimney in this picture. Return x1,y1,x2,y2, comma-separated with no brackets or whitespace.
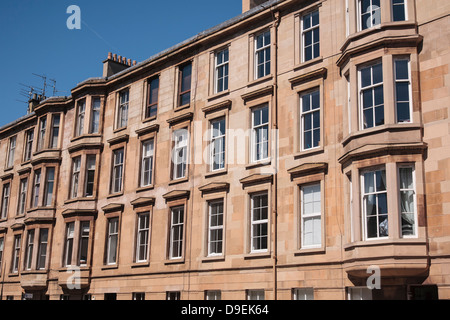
242,0,268,13
103,52,137,77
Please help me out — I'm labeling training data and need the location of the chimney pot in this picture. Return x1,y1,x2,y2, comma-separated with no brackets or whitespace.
133,60,137,66
127,59,131,66
108,52,112,60
113,53,117,61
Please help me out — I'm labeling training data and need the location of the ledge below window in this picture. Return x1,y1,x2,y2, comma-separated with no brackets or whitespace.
243,252,271,260
294,246,326,256
164,258,185,265
201,255,226,263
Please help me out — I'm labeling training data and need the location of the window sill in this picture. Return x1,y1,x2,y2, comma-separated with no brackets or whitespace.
142,115,157,124
344,237,426,251
175,104,190,112
248,74,273,88
64,197,96,204
70,133,102,143
58,266,90,272
245,160,271,170
20,160,32,166
107,192,124,199
243,252,271,260
294,56,323,71
201,255,225,263
101,264,119,271
20,269,48,275
207,89,230,102
168,177,189,186
26,206,56,213
131,262,150,268
113,126,127,134
3,166,13,172
8,272,19,277
294,246,326,256
293,146,324,159
342,123,423,146
164,258,185,265
204,169,228,178
136,185,155,193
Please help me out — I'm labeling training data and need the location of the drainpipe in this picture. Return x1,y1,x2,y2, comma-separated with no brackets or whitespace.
271,8,280,301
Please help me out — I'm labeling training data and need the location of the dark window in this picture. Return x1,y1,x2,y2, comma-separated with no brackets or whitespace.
178,63,192,107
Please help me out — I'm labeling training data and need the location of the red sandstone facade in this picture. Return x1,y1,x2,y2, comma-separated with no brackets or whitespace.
0,0,449,300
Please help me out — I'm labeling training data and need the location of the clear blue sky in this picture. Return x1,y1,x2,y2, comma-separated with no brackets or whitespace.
0,0,242,127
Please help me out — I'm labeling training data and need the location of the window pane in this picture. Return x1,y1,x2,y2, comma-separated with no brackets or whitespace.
395,60,409,80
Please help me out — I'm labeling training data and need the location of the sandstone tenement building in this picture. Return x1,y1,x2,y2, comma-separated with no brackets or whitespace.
0,0,449,300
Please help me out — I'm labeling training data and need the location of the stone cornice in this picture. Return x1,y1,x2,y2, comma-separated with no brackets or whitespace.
162,190,190,201
130,197,155,207
287,162,328,179
198,182,230,194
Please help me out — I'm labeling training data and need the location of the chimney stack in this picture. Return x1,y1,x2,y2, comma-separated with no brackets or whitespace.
27,93,42,114
103,52,137,77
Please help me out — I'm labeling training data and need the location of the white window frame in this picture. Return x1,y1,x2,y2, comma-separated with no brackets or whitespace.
64,222,75,267
300,89,321,151
251,105,269,163
78,222,90,266
37,228,48,270
215,48,229,93
24,129,34,162
38,117,46,151
84,155,96,197
247,289,265,300
111,148,124,194
71,157,81,199
254,30,271,79
136,212,150,263
169,206,184,260
24,229,35,270
172,129,188,180
106,218,119,265
300,183,322,249
17,178,28,216
89,97,101,134
205,291,221,300
292,288,314,300
301,9,320,63
357,0,382,31
250,192,269,253
361,167,389,240
32,169,41,208
117,89,129,129
12,235,21,273
7,136,16,168
43,167,55,207
76,100,86,137
207,200,224,257
140,139,154,187
394,57,413,123
210,117,226,172
358,60,384,130
1,183,10,220
398,164,417,238
49,114,60,149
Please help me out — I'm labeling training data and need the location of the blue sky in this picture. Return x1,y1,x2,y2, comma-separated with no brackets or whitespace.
0,0,242,127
